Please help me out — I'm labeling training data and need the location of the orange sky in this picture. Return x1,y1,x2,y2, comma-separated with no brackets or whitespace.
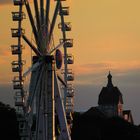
73,0,140,62
1,0,140,84
1,0,140,124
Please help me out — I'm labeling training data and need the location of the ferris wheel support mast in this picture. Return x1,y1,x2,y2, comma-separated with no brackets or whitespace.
27,56,71,140
45,56,55,140
54,73,71,139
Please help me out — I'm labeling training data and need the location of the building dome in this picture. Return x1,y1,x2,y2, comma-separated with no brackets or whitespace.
98,72,123,105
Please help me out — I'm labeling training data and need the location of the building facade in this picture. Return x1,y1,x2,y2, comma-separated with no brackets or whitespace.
98,72,133,123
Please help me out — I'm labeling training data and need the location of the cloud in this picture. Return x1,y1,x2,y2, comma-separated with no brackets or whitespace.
115,69,140,87
75,61,140,76
74,84,100,111
0,84,14,107
0,0,12,5
74,60,140,86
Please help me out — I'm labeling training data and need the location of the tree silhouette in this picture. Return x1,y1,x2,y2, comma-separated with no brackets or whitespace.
71,108,140,140
0,102,19,140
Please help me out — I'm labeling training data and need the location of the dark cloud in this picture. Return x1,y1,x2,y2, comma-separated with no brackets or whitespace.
114,69,140,87
75,61,140,77
75,62,140,86
0,0,12,5
74,84,100,112
0,84,14,107
82,63,109,69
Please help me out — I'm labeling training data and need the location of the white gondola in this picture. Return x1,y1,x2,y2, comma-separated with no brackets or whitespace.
65,39,73,48
15,96,24,106
13,82,23,89
60,39,73,48
67,83,74,89
67,90,74,97
19,122,28,137
66,102,74,113
61,69,74,81
11,61,21,72
60,7,69,16
11,45,22,55
11,60,25,72
67,54,74,64
13,76,24,89
58,22,72,31
66,112,73,121
66,97,74,104
67,73,74,81
11,28,25,37
67,84,74,97
13,0,24,6
12,12,25,21
55,0,66,1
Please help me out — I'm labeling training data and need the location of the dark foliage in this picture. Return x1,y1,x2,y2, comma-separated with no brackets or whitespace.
1,102,140,140
71,108,140,140
0,102,19,140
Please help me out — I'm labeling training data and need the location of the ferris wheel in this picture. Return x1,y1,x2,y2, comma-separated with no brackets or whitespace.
11,0,74,140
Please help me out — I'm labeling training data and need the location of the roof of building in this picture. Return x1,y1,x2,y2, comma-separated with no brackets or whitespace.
98,72,123,105
82,107,107,118
123,110,134,124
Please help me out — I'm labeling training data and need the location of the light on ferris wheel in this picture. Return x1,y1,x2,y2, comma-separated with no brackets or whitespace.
55,49,63,69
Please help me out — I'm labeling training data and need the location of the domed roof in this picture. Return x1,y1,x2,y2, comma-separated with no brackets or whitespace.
98,72,123,105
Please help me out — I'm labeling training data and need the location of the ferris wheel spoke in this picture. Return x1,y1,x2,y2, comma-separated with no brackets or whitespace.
22,35,42,56
40,0,44,25
49,41,64,54
24,0,39,47
45,0,50,37
54,72,71,140
23,61,42,78
57,73,66,87
34,0,41,31
35,92,44,140
35,68,46,140
48,1,60,44
26,66,44,113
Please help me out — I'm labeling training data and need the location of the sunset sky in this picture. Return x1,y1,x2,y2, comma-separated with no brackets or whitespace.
0,0,140,124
